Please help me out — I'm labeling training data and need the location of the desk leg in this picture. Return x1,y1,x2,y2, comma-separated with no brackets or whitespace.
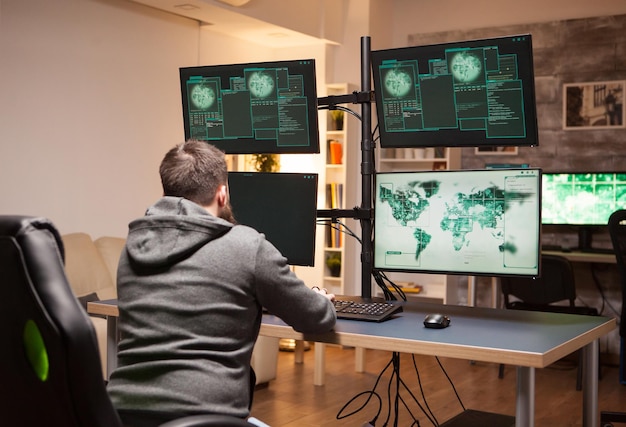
516,366,535,427
491,277,499,308
468,276,499,308
468,276,476,307
106,315,118,379
294,340,305,364
314,343,326,386
582,339,599,427
355,347,366,373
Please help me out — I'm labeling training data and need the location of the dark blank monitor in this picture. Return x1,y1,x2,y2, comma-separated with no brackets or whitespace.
371,34,538,149
374,168,541,277
180,59,320,154
228,172,318,266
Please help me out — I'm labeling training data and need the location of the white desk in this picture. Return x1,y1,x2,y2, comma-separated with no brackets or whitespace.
261,302,615,427
88,300,615,427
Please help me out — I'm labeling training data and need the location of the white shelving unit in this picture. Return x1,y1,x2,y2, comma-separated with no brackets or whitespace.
374,146,463,304
319,83,360,297
377,147,461,172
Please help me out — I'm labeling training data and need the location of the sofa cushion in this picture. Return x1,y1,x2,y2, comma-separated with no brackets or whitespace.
94,237,125,281
62,233,114,298
94,236,125,299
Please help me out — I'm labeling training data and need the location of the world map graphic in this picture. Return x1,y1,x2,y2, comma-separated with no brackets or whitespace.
378,180,532,260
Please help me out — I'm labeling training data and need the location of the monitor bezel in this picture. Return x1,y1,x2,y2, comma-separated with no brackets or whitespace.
371,34,539,149
373,168,542,278
180,59,320,155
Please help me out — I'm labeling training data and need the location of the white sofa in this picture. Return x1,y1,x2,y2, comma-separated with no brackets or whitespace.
61,232,279,384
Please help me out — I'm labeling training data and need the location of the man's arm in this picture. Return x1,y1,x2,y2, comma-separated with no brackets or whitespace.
253,239,336,333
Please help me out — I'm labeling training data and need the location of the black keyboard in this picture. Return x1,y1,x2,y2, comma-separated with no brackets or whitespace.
333,297,403,322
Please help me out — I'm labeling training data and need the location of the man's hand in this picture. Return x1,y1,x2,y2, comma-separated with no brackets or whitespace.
311,286,335,301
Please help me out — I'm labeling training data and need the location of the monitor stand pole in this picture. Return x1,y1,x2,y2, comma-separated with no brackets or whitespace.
316,36,375,300
359,35,374,298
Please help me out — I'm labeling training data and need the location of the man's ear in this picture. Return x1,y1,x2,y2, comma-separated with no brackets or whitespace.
216,184,228,207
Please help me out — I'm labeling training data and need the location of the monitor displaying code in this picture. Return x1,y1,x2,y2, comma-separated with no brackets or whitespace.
180,59,320,154
371,35,538,149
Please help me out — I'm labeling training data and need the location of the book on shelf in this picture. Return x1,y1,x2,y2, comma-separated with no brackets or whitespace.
325,182,343,248
328,139,343,165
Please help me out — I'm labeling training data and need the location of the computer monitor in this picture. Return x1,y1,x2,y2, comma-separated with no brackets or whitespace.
371,34,538,149
227,172,318,266
374,168,541,277
180,59,320,154
542,171,626,251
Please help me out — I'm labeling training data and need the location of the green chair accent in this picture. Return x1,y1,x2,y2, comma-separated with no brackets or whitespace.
23,319,49,382
0,215,256,427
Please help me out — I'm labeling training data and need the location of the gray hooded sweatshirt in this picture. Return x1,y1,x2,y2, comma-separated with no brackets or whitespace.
107,197,336,418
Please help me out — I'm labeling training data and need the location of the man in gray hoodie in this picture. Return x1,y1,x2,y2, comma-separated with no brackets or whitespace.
107,140,336,426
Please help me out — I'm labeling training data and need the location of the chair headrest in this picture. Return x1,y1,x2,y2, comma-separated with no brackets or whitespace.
0,215,65,262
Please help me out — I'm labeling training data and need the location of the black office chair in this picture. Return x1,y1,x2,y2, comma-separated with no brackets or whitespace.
0,215,254,427
600,210,626,427
498,254,598,390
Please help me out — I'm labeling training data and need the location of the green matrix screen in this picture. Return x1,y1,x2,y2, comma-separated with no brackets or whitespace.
542,172,626,226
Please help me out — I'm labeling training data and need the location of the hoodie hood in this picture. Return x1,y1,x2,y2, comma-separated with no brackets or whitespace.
125,197,233,268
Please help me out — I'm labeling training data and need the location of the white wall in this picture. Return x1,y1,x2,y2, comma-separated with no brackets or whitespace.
0,0,200,237
0,0,311,238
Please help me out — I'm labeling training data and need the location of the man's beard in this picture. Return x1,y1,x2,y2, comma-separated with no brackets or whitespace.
218,201,237,224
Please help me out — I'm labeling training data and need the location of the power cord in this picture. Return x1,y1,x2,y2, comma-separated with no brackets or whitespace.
372,270,407,301
434,356,466,412
317,218,362,245
336,358,390,425
336,352,468,426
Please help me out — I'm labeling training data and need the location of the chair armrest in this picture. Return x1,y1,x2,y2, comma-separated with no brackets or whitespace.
159,414,255,427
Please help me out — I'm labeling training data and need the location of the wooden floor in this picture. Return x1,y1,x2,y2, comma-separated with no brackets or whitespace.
250,344,626,426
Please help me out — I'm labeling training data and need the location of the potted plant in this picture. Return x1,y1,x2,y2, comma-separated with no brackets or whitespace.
329,109,344,131
250,154,279,172
325,252,342,277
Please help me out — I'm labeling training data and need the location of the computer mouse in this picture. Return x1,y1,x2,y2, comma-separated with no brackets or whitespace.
423,313,450,329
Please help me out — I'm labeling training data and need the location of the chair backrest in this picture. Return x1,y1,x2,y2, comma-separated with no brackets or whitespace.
0,216,258,427
608,209,626,337
501,254,578,308
0,215,122,426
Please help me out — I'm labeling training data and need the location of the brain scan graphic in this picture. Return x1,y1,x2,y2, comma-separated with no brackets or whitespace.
383,68,413,98
190,84,216,110
450,52,482,83
248,72,275,98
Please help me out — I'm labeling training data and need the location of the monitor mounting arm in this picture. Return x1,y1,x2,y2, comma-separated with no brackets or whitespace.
315,37,376,298
317,91,375,109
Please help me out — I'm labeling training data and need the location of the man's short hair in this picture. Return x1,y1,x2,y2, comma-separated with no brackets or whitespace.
159,140,227,206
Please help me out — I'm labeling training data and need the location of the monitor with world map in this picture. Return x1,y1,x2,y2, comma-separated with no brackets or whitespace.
374,168,542,277
180,59,320,154
370,34,538,149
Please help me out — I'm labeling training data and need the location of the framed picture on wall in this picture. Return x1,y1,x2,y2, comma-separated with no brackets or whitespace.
563,80,625,130
474,146,519,155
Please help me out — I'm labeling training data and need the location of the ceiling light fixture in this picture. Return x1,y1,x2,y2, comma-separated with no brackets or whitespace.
214,0,252,7
267,32,289,38
174,3,200,11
